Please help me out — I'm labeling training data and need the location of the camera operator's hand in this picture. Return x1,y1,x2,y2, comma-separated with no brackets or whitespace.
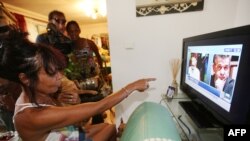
47,23,58,35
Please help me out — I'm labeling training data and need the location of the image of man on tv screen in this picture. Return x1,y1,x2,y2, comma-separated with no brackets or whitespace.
210,55,234,99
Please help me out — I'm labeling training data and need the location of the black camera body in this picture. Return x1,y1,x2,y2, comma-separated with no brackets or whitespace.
47,23,72,55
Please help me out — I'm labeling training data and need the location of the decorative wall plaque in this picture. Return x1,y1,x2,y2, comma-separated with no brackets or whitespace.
136,0,204,17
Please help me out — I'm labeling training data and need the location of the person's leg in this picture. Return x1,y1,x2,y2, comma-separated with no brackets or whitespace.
91,114,104,124
0,110,15,131
80,94,105,124
85,123,117,141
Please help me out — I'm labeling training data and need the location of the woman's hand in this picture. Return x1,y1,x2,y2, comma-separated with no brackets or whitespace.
58,92,80,105
125,78,156,93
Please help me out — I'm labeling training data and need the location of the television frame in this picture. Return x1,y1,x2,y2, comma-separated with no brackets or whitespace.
180,25,250,125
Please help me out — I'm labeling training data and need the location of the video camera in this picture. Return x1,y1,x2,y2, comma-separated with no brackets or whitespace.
46,23,72,55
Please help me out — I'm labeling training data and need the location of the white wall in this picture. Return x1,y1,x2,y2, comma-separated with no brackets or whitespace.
79,23,108,39
234,0,250,26
106,0,250,123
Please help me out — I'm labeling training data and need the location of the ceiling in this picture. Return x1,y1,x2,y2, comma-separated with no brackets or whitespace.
1,0,107,24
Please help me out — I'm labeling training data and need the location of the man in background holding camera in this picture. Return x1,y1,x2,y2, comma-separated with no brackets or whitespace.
36,10,72,56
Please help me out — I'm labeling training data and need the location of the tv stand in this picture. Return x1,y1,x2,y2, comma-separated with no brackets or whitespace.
179,101,223,128
162,92,224,141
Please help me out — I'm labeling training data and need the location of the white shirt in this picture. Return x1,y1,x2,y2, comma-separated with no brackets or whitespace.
188,66,200,80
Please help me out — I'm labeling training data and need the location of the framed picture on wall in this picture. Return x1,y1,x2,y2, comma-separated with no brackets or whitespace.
100,33,109,51
91,33,110,64
136,0,204,17
36,24,47,34
91,33,109,51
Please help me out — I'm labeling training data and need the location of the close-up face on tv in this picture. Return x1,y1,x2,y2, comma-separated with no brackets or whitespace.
213,55,230,81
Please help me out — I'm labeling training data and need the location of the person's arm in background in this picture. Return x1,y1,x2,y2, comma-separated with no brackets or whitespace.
89,40,103,69
36,33,50,45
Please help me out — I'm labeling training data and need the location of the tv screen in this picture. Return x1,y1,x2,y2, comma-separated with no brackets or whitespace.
186,44,242,111
180,25,250,127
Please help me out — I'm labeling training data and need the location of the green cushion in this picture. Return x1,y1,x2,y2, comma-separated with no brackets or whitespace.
120,102,181,141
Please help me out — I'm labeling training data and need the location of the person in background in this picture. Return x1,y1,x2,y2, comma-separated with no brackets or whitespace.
66,20,103,79
210,54,234,98
0,28,156,141
0,16,22,132
100,35,109,51
0,77,21,131
36,10,72,56
188,53,201,81
66,21,106,124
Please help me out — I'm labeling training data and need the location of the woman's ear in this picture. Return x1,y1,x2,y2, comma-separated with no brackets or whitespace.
18,73,30,86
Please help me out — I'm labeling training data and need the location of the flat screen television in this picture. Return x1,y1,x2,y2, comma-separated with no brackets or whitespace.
180,25,250,128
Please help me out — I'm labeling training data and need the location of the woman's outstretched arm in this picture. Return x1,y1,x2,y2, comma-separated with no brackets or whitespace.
15,78,156,132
